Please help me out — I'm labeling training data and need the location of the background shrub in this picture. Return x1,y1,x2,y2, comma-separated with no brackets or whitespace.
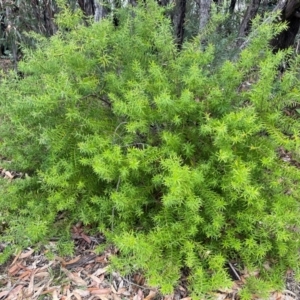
0,1,300,297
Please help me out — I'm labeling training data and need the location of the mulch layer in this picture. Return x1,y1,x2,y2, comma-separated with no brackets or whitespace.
0,225,300,300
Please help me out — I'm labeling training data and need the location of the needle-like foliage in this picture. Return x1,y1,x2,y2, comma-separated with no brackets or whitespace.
0,2,300,297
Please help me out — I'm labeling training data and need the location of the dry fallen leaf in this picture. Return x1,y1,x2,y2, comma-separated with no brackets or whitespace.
144,290,156,300
133,288,144,300
178,286,186,292
0,291,9,298
39,260,54,271
52,290,60,300
65,255,81,266
118,280,124,290
63,284,71,295
18,269,32,280
7,284,23,299
33,284,46,299
112,294,122,300
34,271,50,278
26,271,36,296
73,289,90,297
65,288,74,300
116,287,127,295
5,170,14,179
8,262,22,275
90,287,112,295
72,291,83,300
62,268,87,286
89,274,104,285
19,248,35,259
111,283,118,294
9,251,21,267
55,256,67,268
92,266,108,276
80,232,92,244
212,293,227,300
121,290,131,296
134,274,145,286
95,255,107,263
216,287,234,294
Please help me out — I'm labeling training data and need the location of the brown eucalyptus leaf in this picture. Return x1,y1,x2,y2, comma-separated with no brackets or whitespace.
92,266,108,276
90,287,112,295
133,288,144,300
7,284,23,299
27,271,36,295
0,291,9,298
19,248,35,259
144,290,156,300
33,284,46,298
112,294,122,300
62,268,87,286
73,289,90,297
89,274,103,285
72,291,83,300
34,271,50,278
65,255,81,266
80,232,92,244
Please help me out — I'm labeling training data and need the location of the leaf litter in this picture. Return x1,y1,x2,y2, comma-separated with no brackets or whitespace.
0,228,299,300
0,225,162,300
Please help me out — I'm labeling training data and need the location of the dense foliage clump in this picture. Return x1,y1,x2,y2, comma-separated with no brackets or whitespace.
0,2,300,297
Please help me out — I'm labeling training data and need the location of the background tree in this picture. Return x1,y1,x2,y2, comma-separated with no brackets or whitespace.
199,0,213,30
2,0,300,62
270,0,300,51
238,0,261,40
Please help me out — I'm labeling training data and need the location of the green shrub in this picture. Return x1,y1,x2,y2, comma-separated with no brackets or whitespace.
0,1,300,297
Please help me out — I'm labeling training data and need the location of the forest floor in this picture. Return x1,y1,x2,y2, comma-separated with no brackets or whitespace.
0,58,13,74
0,230,299,300
0,58,300,300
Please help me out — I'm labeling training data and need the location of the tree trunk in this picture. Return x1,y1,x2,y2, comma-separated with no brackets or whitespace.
78,0,94,16
238,0,261,39
77,0,107,22
271,0,300,51
173,0,187,48
94,1,103,22
199,0,212,30
229,0,236,13
43,0,57,35
158,0,171,5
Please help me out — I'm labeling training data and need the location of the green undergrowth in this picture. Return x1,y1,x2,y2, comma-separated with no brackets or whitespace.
0,1,300,297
